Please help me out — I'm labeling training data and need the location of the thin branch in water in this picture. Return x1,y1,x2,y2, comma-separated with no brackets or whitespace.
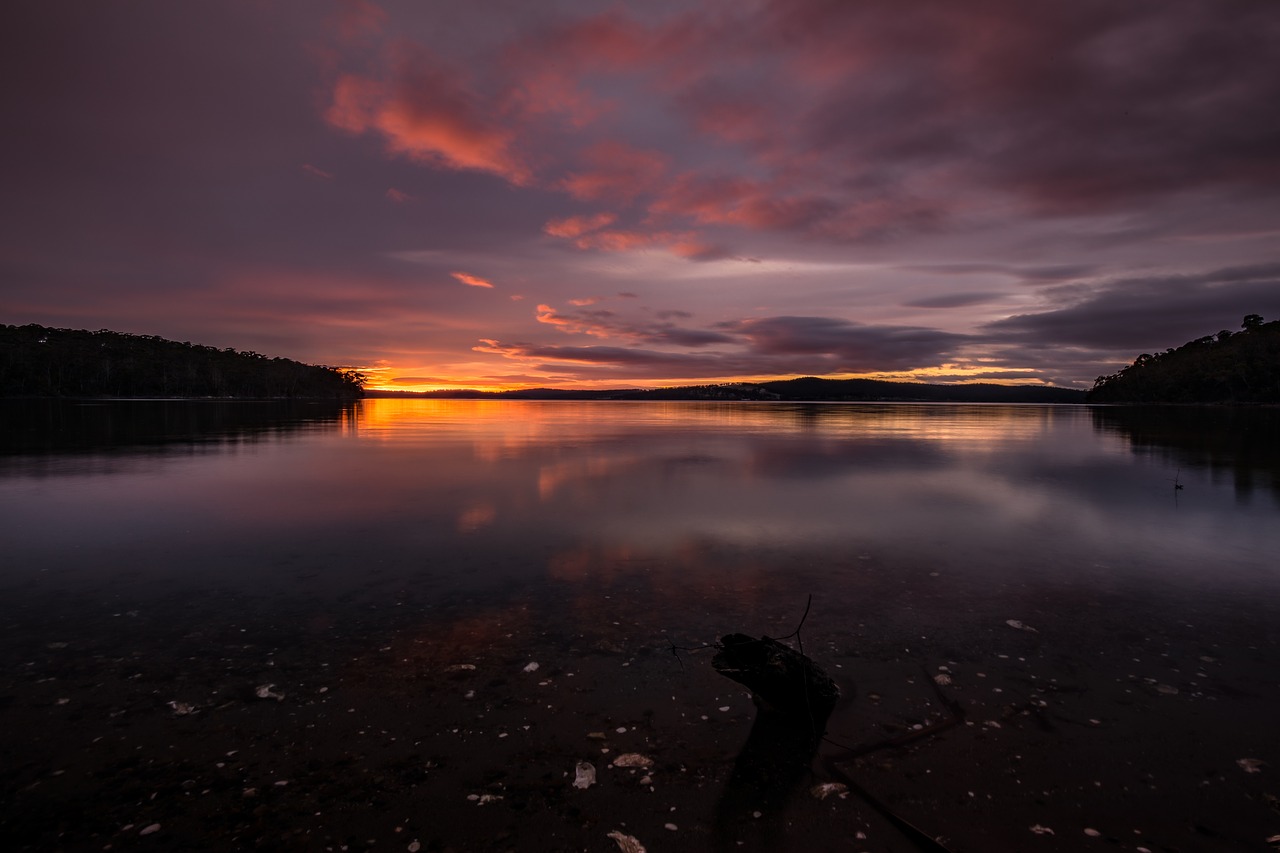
774,593,812,643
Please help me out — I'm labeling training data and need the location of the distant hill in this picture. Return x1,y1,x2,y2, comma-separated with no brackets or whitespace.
1087,315,1280,403
369,377,1086,404
0,324,365,399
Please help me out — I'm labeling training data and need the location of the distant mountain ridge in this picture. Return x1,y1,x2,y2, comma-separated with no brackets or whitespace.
370,377,1086,404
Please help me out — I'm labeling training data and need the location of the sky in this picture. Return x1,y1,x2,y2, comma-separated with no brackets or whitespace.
3,0,1279,391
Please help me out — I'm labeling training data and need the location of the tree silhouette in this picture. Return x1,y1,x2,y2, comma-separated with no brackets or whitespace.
1,324,366,399
1088,315,1280,403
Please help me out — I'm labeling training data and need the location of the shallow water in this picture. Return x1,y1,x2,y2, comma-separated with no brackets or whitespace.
2,400,1277,851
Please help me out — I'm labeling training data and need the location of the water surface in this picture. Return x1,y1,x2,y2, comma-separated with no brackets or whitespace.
2,400,1277,851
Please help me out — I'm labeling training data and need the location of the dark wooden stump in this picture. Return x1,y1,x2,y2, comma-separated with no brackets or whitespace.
711,633,839,728
711,633,841,851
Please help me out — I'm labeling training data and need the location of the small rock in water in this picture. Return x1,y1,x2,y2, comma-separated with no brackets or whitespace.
611,753,654,769
1029,824,1055,835
523,662,540,673
408,841,421,852
445,664,476,672
607,830,647,853
1237,757,1266,773
933,673,952,686
1005,619,1039,633
573,761,596,789
810,782,848,800
254,684,285,701
168,701,197,716
139,824,161,836
1084,828,1101,837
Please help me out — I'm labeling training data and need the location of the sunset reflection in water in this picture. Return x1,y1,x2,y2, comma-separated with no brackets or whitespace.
3,399,1279,851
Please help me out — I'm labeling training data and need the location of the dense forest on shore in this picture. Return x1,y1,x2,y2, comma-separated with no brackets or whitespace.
0,324,365,399
1088,315,1280,403
371,376,1086,403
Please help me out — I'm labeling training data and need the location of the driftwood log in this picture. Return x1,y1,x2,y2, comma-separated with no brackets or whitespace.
710,634,840,851
711,633,839,728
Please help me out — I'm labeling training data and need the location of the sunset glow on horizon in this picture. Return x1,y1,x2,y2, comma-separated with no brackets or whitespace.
4,1,1278,392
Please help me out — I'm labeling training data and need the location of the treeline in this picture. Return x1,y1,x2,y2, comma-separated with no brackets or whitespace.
1088,315,1280,403
370,376,1085,403
0,324,366,399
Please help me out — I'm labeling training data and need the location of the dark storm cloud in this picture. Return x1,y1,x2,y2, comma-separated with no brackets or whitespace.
478,313,973,379
903,292,1007,309
902,264,1099,284
534,303,737,347
736,317,971,371
779,0,1280,214
985,265,1280,351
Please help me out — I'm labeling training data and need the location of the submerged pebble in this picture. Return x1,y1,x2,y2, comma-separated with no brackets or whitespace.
607,830,646,853
612,753,654,769
254,684,285,702
573,761,596,789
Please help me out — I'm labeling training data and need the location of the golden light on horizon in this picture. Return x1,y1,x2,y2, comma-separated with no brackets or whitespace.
362,365,1050,394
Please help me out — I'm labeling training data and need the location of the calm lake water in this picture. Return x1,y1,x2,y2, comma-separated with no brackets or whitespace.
2,399,1277,851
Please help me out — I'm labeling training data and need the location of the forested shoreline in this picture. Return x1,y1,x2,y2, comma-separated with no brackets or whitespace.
1088,315,1280,403
0,324,365,399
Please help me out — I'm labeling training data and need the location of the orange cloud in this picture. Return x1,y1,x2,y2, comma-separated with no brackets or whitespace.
451,271,495,289
568,297,598,306
535,304,613,338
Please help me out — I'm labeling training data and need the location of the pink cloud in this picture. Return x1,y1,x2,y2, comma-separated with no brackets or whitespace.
326,60,530,185
543,212,616,238
559,141,668,202
451,271,494,289
385,187,413,203
332,0,386,42
571,229,665,252
300,163,333,179
650,174,831,231
505,68,608,129
568,297,598,306
536,303,612,338
689,98,774,145
530,302,735,347
505,11,654,73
